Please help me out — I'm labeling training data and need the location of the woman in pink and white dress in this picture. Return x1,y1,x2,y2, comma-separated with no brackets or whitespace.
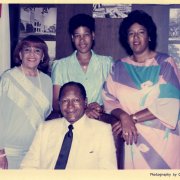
102,10,180,169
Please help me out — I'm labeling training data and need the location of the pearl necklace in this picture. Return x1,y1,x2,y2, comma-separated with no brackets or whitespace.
21,65,42,91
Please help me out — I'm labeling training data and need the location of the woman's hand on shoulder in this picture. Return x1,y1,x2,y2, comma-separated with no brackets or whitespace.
85,102,103,119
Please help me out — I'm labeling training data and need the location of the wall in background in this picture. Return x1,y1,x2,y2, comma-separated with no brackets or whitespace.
55,4,170,61
9,4,180,65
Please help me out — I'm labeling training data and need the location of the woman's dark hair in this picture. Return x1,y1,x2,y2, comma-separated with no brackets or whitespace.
119,10,157,55
59,81,87,101
13,35,50,73
68,13,95,35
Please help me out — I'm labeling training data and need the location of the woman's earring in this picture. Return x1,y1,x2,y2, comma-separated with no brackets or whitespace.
149,38,151,41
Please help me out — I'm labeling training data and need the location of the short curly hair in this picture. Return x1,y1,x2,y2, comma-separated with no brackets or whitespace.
13,35,50,73
119,10,157,55
68,13,95,35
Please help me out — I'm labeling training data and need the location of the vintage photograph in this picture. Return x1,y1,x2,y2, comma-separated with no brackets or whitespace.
169,8,180,41
168,43,180,69
168,8,180,69
19,6,57,60
92,4,131,18
20,6,57,40
0,4,180,174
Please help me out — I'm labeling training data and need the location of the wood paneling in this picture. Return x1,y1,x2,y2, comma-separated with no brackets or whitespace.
55,4,171,61
10,4,180,63
56,4,92,59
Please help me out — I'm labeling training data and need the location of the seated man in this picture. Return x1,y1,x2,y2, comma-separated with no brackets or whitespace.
20,81,117,169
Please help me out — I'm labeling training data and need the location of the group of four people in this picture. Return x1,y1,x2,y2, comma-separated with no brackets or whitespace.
0,10,179,169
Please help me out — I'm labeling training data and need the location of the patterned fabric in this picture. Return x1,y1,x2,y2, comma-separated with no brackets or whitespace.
51,50,113,105
0,67,52,168
102,52,180,169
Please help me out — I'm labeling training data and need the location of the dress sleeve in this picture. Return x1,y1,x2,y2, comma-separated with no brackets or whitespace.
0,75,10,149
46,76,53,117
102,65,122,114
51,60,62,85
148,56,180,129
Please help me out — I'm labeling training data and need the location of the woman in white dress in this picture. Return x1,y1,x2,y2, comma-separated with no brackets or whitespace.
0,35,52,169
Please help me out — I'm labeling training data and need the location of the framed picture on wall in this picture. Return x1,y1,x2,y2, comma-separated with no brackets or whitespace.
92,4,131,18
168,7,180,69
19,4,57,61
169,8,180,41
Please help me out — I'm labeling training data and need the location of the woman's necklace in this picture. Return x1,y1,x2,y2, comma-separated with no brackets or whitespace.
81,64,88,73
78,60,89,72
21,64,42,91
77,53,91,72
81,65,88,70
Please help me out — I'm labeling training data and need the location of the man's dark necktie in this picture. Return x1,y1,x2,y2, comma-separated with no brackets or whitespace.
54,124,73,169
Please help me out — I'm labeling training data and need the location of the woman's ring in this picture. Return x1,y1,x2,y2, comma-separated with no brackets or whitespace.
123,132,129,136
